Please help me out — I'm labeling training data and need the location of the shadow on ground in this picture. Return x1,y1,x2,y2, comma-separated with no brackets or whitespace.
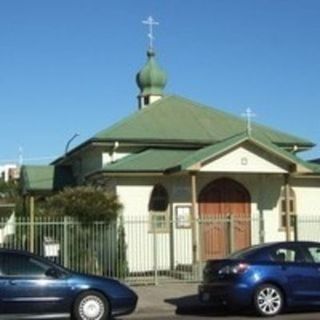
165,294,237,317
166,295,320,318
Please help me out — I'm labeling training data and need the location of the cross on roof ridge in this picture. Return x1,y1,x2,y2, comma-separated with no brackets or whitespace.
242,107,256,136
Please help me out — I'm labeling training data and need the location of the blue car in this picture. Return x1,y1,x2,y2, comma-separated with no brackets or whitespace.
199,241,320,317
0,249,137,319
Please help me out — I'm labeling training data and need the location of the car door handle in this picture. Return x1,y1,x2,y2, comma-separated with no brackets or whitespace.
9,280,17,285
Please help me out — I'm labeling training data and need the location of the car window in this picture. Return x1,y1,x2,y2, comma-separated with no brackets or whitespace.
0,253,50,277
268,246,304,263
306,246,320,263
227,244,264,260
227,244,307,262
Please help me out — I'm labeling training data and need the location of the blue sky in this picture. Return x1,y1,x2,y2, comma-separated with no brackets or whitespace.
1,0,320,164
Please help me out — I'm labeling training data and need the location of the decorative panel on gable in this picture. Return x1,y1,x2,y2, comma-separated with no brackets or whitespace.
200,145,289,173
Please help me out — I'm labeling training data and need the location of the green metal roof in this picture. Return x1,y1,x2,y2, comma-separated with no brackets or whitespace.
94,95,314,148
304,161,320,173
102,149,195,173
21,165,74,194
99,133,318,175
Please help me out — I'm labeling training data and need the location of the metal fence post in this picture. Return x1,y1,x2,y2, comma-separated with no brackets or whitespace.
293,215,298,241
153,231,158,285
228,215,235,254
196,217,203,282
29,196,35,253
259,211,265,244
63,216,68,268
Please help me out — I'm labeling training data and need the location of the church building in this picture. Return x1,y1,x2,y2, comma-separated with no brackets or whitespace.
21,23,320,274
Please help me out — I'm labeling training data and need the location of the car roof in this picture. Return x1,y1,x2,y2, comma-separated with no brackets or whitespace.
227,241,320,259
247,241,320,249
0,248,36,255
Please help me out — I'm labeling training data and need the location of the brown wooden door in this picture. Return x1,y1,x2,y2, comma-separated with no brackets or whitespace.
199,178,251,260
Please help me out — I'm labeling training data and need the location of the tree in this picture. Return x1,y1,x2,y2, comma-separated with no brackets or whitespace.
0,179,19,201
0,179,23,216
45,185,122,222
44,186,125,275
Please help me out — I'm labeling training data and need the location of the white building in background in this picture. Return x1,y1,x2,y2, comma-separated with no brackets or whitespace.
0,164,20,182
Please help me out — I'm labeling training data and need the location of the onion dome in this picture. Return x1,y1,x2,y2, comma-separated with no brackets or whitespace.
136,49,167,107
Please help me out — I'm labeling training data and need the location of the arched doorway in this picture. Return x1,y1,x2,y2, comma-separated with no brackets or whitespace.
199,178,251,260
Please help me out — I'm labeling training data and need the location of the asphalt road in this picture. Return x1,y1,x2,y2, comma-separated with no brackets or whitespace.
118,283,320,320
118,311,320,320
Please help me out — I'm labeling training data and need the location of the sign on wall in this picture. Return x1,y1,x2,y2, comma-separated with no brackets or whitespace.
175,206,192,228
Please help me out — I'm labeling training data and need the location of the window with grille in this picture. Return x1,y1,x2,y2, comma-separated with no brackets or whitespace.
279,187,296,229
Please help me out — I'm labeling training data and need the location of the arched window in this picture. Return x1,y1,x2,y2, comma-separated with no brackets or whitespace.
279,187,296,229
149,184,169,233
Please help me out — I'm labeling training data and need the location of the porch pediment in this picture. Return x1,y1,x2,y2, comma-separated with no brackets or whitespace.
180,133,313,174
200,143,288,173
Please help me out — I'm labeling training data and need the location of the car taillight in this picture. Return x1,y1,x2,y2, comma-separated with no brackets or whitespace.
218,262,249,275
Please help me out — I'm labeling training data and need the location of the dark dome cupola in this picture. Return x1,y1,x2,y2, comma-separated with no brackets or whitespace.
136,49,167,108
136,16,167,109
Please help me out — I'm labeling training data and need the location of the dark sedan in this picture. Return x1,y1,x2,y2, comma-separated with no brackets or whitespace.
199,241,320,317
0,249,137,319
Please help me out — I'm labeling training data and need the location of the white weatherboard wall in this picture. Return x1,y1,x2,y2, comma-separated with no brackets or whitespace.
116,177,194,273
201,145,288,173
244,174,287,243
170,177,194,268
244,176,320,243
117,181,175,273
115,174,287,272
293,178,320,216
117,183,155,273
172,203,193,267
102,152,130,166
290,178,320,241
114,172,320,272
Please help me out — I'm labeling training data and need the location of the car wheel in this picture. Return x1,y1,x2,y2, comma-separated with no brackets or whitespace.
254,284,283,317
73,290,109,320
